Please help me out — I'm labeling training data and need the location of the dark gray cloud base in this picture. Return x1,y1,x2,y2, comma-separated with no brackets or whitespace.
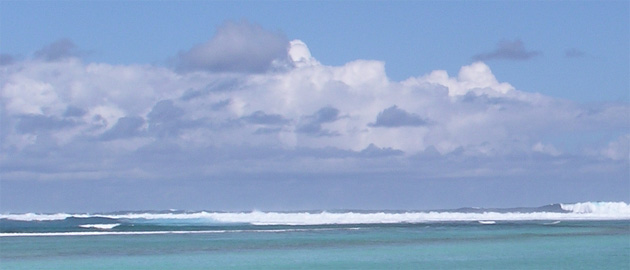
369,106,429,127
473,39,541,61
34,38,81,61
175,21,289,73
297,106,342,136
241,111,290,125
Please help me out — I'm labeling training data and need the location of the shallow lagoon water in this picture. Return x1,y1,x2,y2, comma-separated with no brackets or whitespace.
1,221,628,270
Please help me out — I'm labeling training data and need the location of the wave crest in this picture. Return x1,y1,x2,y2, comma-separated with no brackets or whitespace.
78,223,120,230
2,201,629,225
560,201,630,214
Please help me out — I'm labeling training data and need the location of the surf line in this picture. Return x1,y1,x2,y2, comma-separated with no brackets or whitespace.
477,220,496,225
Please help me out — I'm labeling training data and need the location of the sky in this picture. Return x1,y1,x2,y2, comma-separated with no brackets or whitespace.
0,1,628,213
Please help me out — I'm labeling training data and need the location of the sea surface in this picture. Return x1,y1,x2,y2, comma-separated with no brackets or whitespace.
1,202,629,269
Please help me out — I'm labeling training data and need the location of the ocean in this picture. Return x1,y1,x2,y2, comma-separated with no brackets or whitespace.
1,202,629,269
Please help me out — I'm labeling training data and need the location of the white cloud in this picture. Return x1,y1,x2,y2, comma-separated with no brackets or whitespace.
3,79,59,115
410,61,514,96
288,40,319,67
1,38,627,181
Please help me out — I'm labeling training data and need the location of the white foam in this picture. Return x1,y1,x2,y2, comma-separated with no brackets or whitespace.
2,201,629,225
209,210,630,225
79,223,120,230
560,202,630,215
478,221,496,225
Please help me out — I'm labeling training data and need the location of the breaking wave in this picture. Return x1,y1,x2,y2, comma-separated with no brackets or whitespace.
78,223,120,230
2,202,628,226
560,201,630,215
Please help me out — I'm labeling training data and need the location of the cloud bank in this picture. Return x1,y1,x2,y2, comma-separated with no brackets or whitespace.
0,23,627,209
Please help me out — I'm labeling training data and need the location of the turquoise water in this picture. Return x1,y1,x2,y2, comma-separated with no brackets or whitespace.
1,221,628,269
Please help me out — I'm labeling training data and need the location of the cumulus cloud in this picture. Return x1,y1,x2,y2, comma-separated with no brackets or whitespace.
1,37,627,184
369,106,429,127
473,39,541,61
413,61,514,96
34,38,80,61
288,40,319,67
175,21,289,73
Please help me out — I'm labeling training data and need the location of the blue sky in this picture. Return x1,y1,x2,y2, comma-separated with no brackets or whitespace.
4,1,629,102
1,1,628,212
3,1,628,102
